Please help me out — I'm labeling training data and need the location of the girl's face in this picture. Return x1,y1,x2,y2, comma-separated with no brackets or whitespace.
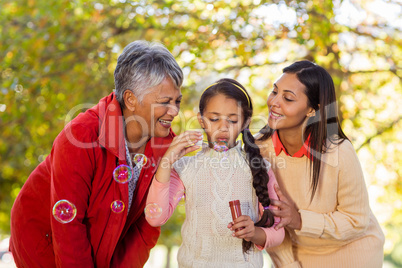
198,94,245,148
267,73,314,134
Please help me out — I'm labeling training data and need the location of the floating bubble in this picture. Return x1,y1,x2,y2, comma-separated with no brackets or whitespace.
113,164,133,183
15,84,23,93
53,199,77,224
144,203,163,219
174,190,186,207
111,200,125,214
173,190,185,203
133,153,147,166
213,141,229,152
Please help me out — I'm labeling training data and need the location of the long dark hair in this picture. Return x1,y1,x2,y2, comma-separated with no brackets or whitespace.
199,78,274,253
259,61,349,199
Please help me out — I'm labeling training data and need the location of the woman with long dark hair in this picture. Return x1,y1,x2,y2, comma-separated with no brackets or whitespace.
257,61,384,267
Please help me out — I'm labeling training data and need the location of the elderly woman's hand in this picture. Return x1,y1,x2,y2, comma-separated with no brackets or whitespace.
270,184,302,230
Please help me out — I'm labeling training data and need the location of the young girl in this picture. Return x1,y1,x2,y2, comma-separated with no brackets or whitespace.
257,61,385,267
145,78,284,267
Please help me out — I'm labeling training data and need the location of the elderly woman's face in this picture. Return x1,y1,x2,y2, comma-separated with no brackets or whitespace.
130,77,182,139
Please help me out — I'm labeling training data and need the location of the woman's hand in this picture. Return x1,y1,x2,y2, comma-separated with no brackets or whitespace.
270,184,302,230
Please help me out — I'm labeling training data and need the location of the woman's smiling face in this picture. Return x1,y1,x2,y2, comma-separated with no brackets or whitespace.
198,93,244,149
125,77,182,144
138,78,182,138
267,73,314,134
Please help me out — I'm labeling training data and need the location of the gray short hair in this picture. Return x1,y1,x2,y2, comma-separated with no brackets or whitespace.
114,40,183,107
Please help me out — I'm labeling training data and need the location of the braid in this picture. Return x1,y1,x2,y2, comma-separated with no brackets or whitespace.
241,128,275,253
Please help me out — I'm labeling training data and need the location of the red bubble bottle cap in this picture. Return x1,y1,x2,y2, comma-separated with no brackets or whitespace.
229,200,242,221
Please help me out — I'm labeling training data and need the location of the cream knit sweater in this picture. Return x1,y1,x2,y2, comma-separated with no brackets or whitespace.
174,143,263,268
146,142,285,267
257,137,385,268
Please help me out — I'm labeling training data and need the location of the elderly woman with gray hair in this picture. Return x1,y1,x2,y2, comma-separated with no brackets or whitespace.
10,40,183,268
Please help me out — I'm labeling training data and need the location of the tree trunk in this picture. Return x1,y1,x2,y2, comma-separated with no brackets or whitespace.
165,246,171,268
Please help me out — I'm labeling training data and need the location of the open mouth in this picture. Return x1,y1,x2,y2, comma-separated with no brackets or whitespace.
270,111,284,120
215,137,229,144
158,119,172,128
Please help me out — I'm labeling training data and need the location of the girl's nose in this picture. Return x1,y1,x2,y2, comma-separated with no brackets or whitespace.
219,119,229,131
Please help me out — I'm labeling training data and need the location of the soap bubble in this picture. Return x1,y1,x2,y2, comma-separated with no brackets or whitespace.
213,141,229,163
144,203,162,219
173,190,186,207
111,200,125,214
53,200,77,224
133,153,147,166
113,164,133,183
213,141,229,152
173,190,185,203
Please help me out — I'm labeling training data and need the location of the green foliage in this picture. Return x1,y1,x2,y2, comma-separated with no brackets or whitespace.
1,0,401,266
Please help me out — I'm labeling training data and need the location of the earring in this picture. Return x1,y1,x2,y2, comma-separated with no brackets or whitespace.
308,110,316,117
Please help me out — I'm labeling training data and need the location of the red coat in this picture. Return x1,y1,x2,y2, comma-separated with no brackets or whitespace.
10,93,174,267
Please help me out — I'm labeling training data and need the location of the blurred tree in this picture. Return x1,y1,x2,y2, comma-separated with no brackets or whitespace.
1,0,401,266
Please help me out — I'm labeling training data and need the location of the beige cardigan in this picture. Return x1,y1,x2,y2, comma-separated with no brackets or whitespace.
257,137,385,268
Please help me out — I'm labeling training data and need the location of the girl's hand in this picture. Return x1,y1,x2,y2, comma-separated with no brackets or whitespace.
161,131,203,168
270,184,302,230
227,215,255,242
